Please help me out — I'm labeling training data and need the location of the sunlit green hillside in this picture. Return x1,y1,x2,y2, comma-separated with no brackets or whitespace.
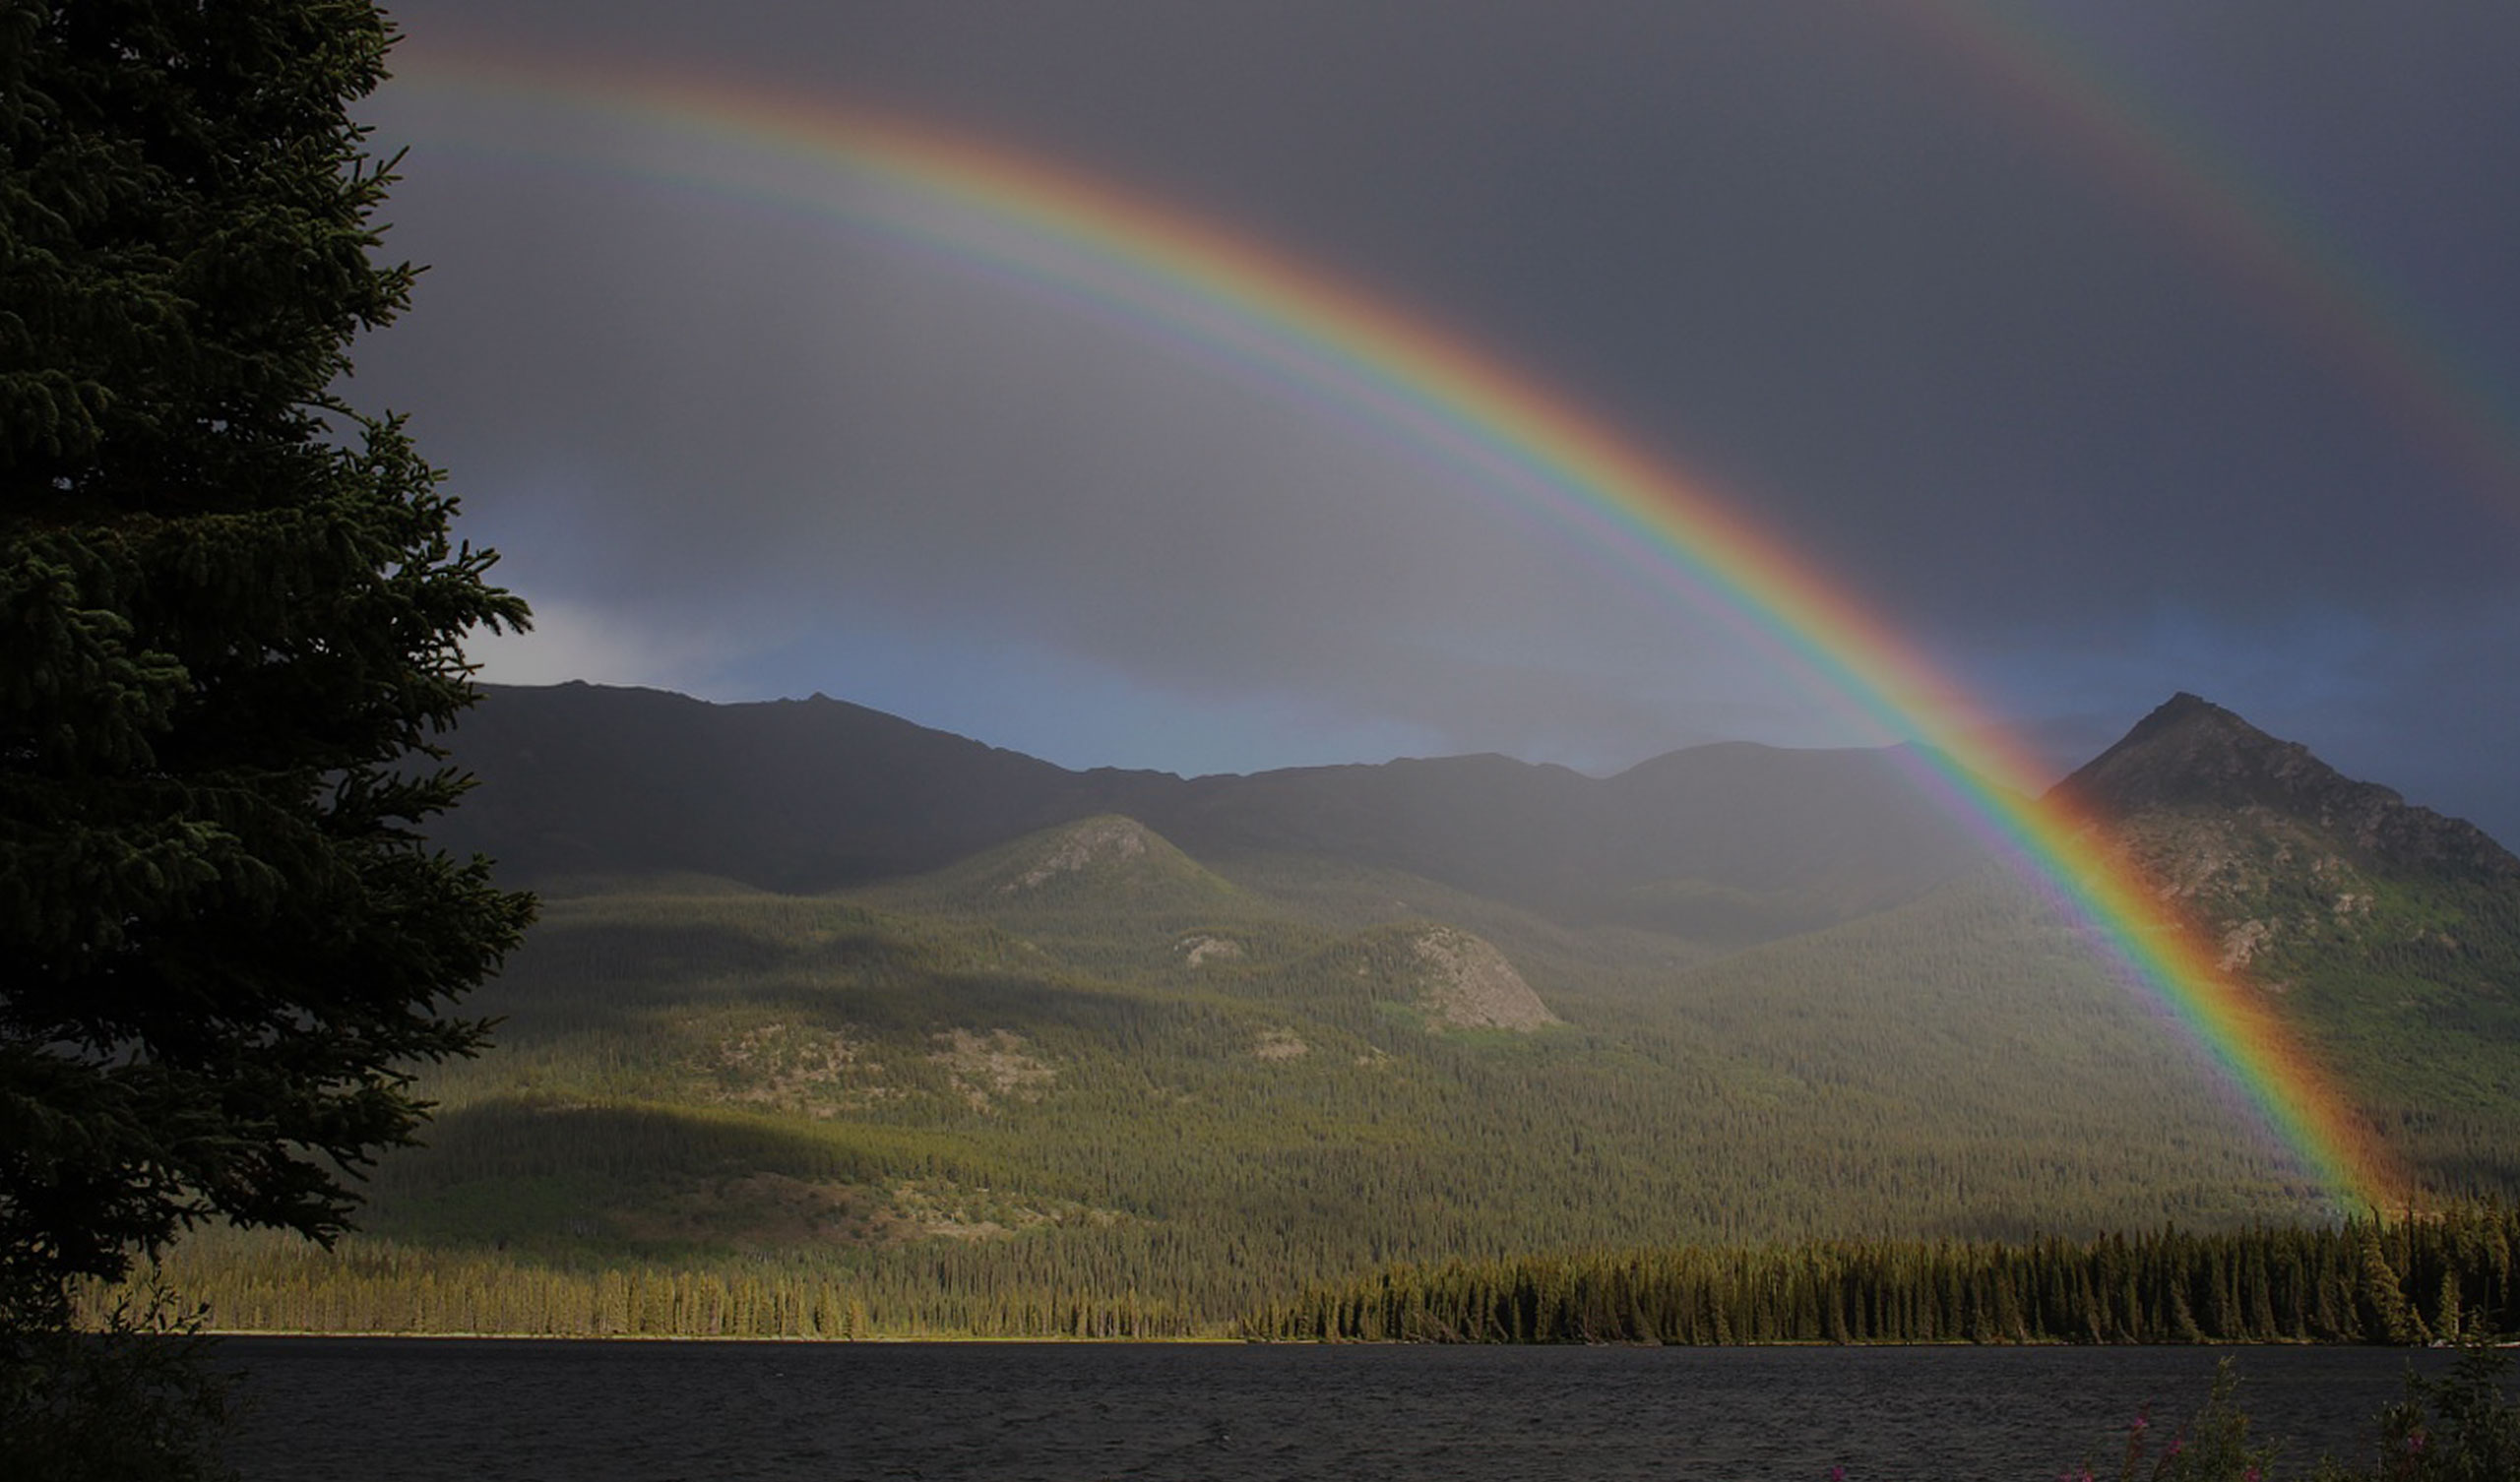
158,813,2479,1337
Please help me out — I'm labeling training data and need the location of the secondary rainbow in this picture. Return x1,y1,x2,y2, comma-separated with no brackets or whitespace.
383,50,2406,1210
1896,0,2520,524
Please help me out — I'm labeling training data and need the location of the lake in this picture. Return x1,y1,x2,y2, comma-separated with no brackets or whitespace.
220,1337,2451,1481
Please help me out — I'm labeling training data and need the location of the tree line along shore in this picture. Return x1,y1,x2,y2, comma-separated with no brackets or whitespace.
108,1203,2520,1344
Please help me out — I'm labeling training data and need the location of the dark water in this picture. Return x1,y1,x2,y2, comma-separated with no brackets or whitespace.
221,1337,2449,1482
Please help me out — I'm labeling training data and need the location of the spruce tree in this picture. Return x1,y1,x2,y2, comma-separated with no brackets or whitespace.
0,0,532,1340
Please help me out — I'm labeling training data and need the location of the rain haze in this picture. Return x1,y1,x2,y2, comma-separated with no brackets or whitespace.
353,1,2520,843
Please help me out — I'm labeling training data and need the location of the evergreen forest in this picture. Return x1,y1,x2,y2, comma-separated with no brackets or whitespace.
123,789,2520,1340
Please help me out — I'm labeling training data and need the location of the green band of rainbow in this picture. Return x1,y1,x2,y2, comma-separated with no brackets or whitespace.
384,50,2405,1211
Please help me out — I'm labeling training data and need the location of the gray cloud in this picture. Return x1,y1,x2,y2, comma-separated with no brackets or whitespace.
360,0,2520,839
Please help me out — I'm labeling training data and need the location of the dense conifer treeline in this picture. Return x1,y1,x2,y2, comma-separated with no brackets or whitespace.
1252,1205,2520,1345
124,1228,1207,1339
108,1205,2520,1346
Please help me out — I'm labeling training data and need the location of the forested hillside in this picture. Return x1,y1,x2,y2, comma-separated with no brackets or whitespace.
2052,695,2520,1184
129,689,2520,1337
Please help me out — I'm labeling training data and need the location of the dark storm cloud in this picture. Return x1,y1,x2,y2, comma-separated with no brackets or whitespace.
359,0,2520,838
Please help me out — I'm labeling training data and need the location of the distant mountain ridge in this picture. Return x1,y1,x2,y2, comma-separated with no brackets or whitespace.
435,682,1146,888
437,682,1995,945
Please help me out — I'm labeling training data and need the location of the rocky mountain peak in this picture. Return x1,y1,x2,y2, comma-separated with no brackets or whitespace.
2057,693,2332,813
2052,694,2517,883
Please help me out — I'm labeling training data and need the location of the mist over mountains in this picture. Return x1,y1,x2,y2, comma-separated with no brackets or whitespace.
443,683,2520,951
439,681,2001,947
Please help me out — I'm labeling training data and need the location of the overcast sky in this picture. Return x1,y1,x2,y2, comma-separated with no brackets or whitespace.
354,1,2520,842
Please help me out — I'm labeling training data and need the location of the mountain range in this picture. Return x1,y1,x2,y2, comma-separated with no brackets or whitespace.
439,681,1997,944
162,682,2520,1337
431,679,2520,1145
441,682,2520,963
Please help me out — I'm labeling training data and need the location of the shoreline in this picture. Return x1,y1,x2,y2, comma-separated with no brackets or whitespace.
201,1328,2425,1347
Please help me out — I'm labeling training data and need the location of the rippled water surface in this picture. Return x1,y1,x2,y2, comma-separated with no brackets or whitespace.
222,1337,2447,1481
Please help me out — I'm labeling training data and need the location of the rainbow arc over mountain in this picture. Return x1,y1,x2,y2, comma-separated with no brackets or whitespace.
387,51,2405,1211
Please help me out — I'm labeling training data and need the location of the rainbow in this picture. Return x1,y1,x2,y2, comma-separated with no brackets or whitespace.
379,49,2406,1210
1897,0,2520,523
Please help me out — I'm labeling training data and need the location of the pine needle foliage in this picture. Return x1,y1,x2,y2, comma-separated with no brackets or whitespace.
1251,1206,2520,1346
0,0,531,1340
